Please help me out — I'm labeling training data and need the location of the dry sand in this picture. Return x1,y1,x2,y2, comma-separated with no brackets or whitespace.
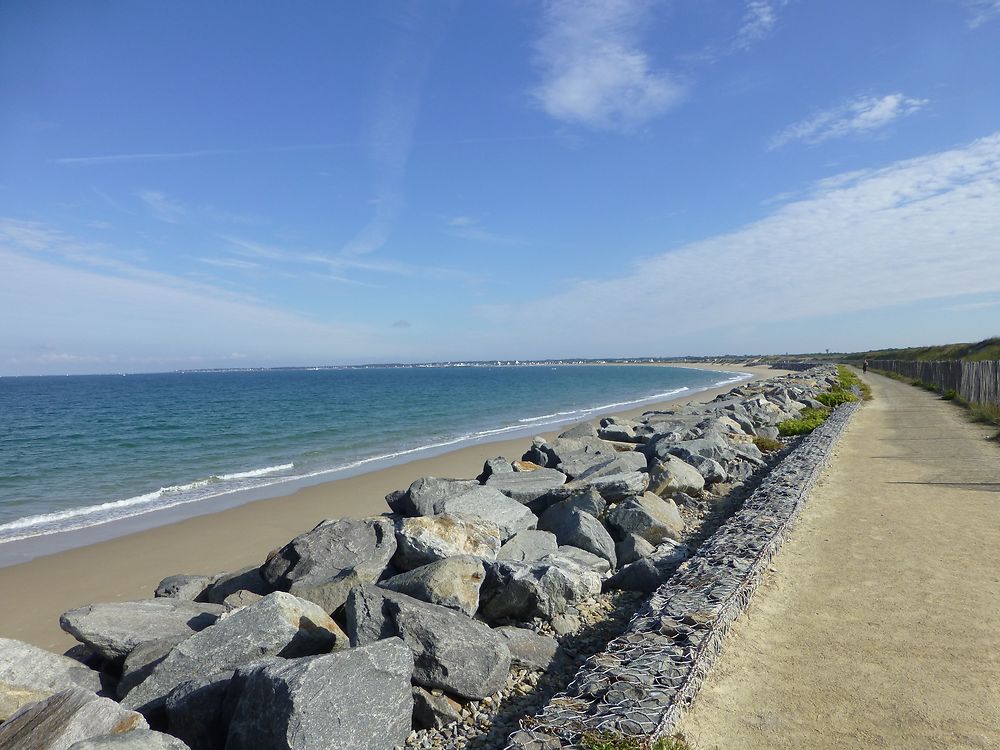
678,372,1000,749
0,363,782,652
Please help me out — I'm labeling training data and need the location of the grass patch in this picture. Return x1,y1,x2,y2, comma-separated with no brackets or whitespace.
778,406,830,436
834,364,872,400
580,732,691,750
942,388,958,401
753,435,784,452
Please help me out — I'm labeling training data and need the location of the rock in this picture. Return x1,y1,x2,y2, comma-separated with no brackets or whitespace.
164,672,233,750
345,585,511,700
549,613,581,635
221,590,263,609
479,559,601,623
606,492,685,545
558,453,643,482
261,517,395,613
59,600,226,663
605,540,690,593
393,514,501,571
117,638,186,700
68,729,191,749
380,556,485,617
615,534,655,566
679,453,728,484
199,567,271,605
555,487,606,518
225,640,414,750
0,638,103,721
512,459,544,471
387,477,480,517
484,469,567,504
439,486,537,540
537,506,616,568
477,457,514,482
545,546,612,576
597,424,638,442
493,627,559,671
411,686,462,730
497,530,558,562
557,423,598,439
153,575,216,601
121,592,343,717
577,471,649,501
667,436,735,464
0,688,147,750
647,455,705,495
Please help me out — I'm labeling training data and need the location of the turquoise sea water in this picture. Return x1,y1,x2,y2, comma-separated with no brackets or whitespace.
0,365,744,546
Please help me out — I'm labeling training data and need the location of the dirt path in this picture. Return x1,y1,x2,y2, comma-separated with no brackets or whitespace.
677,372,1000,749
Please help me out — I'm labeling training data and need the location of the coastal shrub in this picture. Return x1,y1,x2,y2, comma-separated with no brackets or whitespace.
834,364,872,400
942,388,958,401
753,435,784,453
816,390,857,407
777,407,830,436
579,732,691,750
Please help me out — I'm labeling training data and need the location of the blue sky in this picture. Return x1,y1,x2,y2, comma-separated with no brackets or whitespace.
2,0,1000,374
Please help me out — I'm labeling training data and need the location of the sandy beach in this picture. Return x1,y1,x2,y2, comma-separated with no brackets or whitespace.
0,363,783,652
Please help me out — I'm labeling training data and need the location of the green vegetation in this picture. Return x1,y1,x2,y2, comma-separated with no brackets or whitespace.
942,388,958,401
842,337,1000,363
753,435,784,452
835,364,872,400
580,732,691,750
778,407,830,436
816,390,857,407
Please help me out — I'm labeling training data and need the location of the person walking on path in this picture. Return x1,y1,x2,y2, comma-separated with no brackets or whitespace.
862,358,869,373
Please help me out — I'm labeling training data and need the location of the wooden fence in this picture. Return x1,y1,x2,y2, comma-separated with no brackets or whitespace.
869,359,1000,406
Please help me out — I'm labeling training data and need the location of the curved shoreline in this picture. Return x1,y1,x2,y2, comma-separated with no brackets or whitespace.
0,363,779,651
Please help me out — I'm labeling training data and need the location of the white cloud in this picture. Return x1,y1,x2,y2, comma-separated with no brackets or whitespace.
136,190,187,224
479,133,1000,353
734,1,779,50
963,0,1000,27
771,93,929,149
531,0,684,132
444,216,525,246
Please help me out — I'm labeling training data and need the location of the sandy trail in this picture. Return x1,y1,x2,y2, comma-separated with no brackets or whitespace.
678,372,1000,750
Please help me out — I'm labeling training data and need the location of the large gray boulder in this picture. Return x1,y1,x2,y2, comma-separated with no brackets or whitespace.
537,506,616,569
557,423,598,439
0,638,103,721
164,672,233,750
647,455,705,495
576,471,649,501
0,688,147,750
393,514,501,571
494,627,559,671
68,730,190,749
59,600,226,663
544,546,612,576
387,477,480,517
477,457,514,482
117,637,186,700
121,592,344,716
380,556,485,616
199,566,271,605
615,534,655,566
345,585,511,700
485,468,567,504
553,487,606,518
154,574,216,601
605,539,690,593
479,559,601,623
497,530,559,562
667,436,735,465
439,486,537,540
225,640,414,750
261,517,396,613
606,492,684,545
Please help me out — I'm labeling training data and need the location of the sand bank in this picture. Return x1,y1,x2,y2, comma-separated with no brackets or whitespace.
0,363,782,652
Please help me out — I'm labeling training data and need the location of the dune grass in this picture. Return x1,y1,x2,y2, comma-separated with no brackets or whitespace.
579,732,691,750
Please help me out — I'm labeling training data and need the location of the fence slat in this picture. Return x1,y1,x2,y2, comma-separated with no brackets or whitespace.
868,359,1000,406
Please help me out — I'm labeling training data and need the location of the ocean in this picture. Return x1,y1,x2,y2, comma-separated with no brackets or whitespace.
0,364,745,549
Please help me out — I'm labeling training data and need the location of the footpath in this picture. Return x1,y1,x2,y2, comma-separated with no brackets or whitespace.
678,372,1000,749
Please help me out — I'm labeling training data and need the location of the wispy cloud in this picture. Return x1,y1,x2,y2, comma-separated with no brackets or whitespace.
531,0,684,132
444,216,526,246
479,133,1000,352
962,0,1000,27
137,190,187,224
197,257,261,271
770,93,929,149
733,1,780,51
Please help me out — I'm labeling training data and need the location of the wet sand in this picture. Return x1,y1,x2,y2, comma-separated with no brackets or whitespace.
0,363,783,652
